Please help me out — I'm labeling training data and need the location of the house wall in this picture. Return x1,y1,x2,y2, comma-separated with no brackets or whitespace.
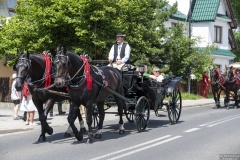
209,19,231,50
218,0,226,15
0,58,15,78
213,55,232,71
163,19,188,29
192,19,230,50
191,23,210,47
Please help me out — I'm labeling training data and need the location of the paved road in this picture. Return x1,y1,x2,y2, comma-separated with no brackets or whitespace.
0,98,219,134
0,103,240,160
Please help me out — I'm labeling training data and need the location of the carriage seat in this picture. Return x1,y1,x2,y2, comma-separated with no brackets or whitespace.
122,70,139,90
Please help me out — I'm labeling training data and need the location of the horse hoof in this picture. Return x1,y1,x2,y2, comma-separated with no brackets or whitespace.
94,134,102,139
80,127,87,133
75,132,83,141
46,127,53,135
119,130,125,134
64,132,71,138
38,135,46,142
86,138,93,144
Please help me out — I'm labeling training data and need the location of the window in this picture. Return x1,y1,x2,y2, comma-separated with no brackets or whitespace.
216,64,221,70
171,22,177,27
214,26,222,43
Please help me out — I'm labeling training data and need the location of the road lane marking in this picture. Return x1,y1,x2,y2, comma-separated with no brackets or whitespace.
207,115,240,127
91,135,172,160
184,128,200,133
108,136,182,160
199,114,240,127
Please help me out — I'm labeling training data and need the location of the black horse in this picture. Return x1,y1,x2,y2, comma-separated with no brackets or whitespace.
14,52,86,142
53,47,126,143
224,66,240,110
209,68,225,108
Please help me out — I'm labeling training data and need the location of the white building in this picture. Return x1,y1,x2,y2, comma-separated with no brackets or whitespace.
167,0,238,71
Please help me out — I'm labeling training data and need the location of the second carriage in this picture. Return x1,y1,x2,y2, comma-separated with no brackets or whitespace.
92,63,182,132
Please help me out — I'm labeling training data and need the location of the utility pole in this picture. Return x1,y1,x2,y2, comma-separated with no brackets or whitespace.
188,0,192,93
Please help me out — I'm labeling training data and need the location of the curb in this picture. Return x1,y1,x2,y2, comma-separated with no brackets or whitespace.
0,102,70,111
0,100,217,135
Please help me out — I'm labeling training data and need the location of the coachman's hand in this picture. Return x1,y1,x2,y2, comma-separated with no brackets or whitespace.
117,61,122,65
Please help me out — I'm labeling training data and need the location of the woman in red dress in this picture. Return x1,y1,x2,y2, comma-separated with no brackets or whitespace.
202,71,209,98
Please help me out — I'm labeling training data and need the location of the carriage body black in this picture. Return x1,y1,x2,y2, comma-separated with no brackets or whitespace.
93,64,182,132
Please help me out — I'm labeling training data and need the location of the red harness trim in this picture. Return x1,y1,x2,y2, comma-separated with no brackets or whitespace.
42,53,51,87
233,71,239,84
82,56,92,90
22,82,30,99
217,70,223,83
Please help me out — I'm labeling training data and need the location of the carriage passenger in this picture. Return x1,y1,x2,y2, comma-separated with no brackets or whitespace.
144,67,164,82
236,69,240,77
108,33,131,70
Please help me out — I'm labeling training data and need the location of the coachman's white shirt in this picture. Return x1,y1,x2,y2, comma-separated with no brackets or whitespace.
108,42,131,63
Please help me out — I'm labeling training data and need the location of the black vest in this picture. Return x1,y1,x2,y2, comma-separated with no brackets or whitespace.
113,43,129,63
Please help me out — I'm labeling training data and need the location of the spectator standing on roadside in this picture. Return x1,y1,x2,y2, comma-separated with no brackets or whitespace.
21,83,38,125
10,73,22,120
49,101,66,117
202,71,209,98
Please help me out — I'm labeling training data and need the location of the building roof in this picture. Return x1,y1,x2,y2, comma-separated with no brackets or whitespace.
211,48,236,57
190,0,237,29
191,0,220,22
161,4,187,21
216,13,231,21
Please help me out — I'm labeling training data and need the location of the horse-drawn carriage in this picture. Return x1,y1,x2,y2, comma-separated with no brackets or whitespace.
92,64,182,132
14,49,182,143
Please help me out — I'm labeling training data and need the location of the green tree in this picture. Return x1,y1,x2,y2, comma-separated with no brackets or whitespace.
0,0,213,82
231,0,240,62
231,0,240,23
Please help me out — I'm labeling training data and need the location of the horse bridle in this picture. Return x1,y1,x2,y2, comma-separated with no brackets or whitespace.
54,54,69,79
226,68,237,83
16,57,31,81
210,69,221,84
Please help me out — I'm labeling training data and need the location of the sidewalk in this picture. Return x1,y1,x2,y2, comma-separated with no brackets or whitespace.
0,98,218,136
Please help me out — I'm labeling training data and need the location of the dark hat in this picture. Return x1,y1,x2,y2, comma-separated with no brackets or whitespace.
116,33,126,37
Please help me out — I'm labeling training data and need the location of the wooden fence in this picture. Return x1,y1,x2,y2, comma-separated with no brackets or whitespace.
0,77,11,102
181,79,212,96
0,77,211,102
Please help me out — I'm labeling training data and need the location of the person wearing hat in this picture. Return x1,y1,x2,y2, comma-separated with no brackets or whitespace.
108,33,131,70
144,67,164,82
10,73,22,120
